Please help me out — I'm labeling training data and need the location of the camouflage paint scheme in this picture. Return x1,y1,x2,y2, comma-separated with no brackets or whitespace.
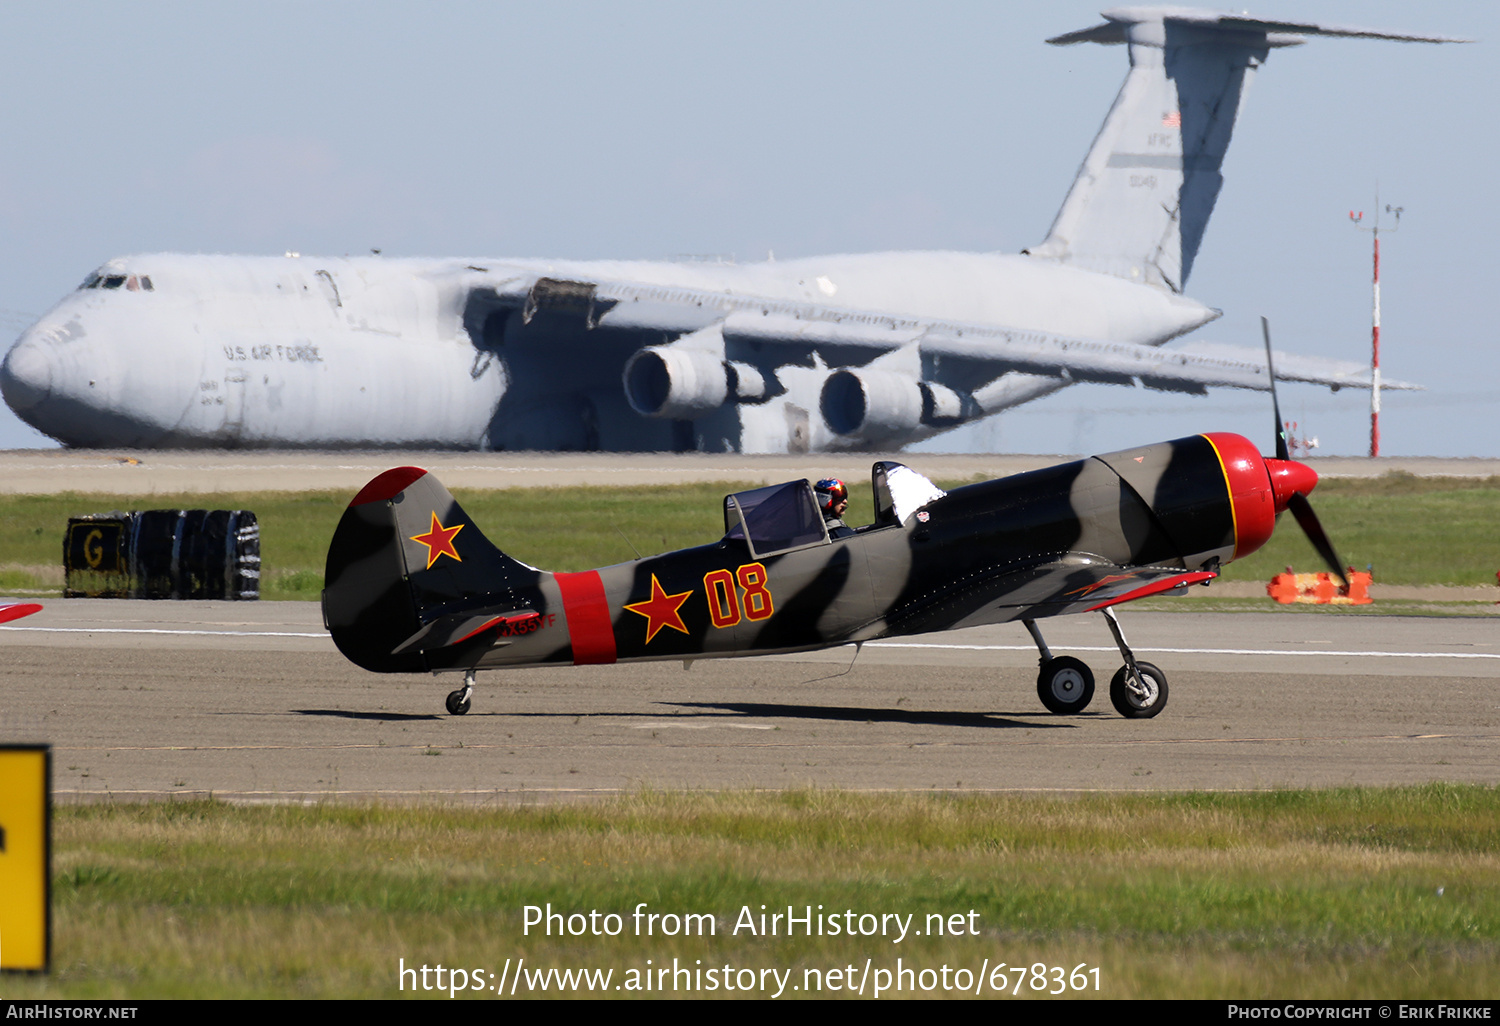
323,431,1319,718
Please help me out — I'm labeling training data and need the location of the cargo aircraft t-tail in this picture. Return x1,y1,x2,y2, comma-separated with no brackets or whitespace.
1,8,1456,454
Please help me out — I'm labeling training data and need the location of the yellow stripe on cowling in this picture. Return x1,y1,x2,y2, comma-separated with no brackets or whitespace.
1199,433,1241,561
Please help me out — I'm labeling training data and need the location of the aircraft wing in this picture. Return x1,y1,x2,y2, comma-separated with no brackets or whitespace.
725,311,1414,394
885,559,1217,637
985,561,1219,619
478,273,1416,449
0,601,43,625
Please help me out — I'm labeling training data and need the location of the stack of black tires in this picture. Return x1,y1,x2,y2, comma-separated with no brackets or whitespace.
64,510,260,600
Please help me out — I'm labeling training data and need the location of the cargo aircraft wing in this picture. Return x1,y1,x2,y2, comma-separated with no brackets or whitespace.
475,273,1416,450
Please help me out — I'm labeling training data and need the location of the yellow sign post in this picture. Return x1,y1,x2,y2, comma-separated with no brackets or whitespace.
0,745,50,973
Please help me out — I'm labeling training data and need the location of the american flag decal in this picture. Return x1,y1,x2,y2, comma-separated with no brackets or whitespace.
1161,111,1182,128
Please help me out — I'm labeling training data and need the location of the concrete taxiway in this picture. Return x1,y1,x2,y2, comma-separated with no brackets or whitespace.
2,600,1496,801
5,448,1500,495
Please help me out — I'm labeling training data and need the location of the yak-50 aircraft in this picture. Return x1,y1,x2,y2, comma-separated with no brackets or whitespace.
324,350,1346,718
1,8,1452,454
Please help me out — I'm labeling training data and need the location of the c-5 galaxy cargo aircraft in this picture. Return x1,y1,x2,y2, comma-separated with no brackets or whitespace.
1,8,1454,454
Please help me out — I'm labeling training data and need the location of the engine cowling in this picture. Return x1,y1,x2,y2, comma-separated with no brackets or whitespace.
821,369,922,441
624,345,770,420
624,346,727,419
820,370,977,445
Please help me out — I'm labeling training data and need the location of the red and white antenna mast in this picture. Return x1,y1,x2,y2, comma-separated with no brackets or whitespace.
1349,199,1401,458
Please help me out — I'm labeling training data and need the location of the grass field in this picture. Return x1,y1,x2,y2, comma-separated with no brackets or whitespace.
1,472,1498,601
6,787,1498,999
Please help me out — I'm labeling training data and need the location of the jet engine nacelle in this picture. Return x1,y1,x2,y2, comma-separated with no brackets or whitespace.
820,369,978,445
623,345,768,420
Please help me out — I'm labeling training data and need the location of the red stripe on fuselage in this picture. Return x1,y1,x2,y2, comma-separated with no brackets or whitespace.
554,571,618,665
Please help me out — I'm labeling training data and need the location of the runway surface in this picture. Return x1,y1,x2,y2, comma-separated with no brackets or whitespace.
5,448,1500,495
3,600,1497,801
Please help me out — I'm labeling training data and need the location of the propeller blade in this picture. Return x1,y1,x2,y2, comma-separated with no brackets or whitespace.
1261,316,1290,462
1287,491,1347,586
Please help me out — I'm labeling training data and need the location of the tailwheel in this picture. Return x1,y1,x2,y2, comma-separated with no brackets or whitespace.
446,669,476,716
1036,656,1095,714
1109,661,1168,719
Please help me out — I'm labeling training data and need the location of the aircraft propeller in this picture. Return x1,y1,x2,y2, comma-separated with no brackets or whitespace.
1261,316,1348,585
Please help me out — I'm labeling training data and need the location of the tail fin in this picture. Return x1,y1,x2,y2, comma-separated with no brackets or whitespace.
322,467,542,673
1026,8,1463,292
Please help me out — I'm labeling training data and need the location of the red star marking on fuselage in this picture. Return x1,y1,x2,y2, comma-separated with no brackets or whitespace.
623,574,692,644
410,512,464,569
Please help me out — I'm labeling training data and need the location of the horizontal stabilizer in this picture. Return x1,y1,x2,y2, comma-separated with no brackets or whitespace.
392,608,540,656
1049,9,1470,47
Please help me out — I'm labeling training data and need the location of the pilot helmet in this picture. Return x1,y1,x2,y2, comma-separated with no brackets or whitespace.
814,478,848,512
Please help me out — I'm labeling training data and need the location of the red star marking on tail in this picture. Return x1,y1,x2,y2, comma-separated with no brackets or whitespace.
410,512,464,569
623,574,692,644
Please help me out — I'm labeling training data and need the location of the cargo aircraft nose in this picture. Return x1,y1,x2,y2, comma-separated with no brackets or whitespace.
0,336,54,414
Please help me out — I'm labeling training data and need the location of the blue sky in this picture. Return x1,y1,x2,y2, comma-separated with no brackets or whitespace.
1,1,1493,456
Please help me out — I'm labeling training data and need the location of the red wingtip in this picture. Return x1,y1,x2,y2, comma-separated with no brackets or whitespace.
350,467,428,507
0,602,43,624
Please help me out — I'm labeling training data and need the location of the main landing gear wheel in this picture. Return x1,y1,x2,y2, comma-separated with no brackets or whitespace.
1036,656,1095,714
446,669,476,716
1109,661,1168,719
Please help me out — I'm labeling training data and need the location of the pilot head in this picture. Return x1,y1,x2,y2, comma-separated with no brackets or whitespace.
814,478,849,519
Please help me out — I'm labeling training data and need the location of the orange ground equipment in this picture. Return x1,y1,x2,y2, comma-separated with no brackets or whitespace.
1267,568,1372,605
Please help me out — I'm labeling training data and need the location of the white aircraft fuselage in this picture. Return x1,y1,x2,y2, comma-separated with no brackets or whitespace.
0,250,1216,451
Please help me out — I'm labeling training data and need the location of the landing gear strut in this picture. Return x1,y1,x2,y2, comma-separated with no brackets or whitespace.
446,668,475,716
1023,613,1168,718
1100,607,1168,718
1024,619,1095,714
